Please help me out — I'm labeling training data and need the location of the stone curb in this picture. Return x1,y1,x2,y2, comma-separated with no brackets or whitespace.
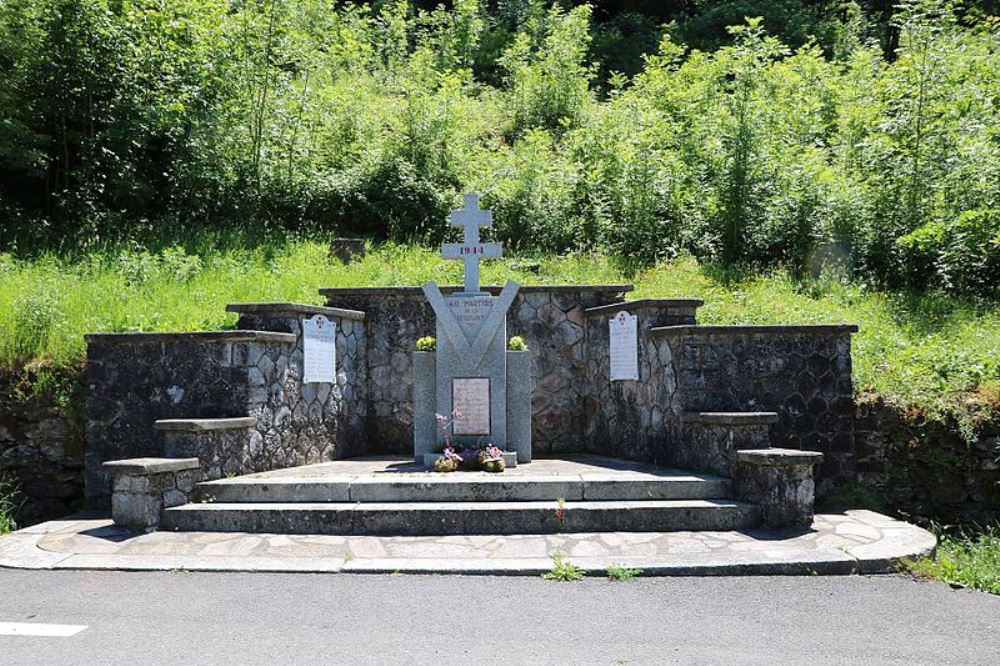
319,284,635,297
226,302,366,321
583,299,705,317
155,417,257,432
84,330,297,345
651,324,860,338
0,511,936,577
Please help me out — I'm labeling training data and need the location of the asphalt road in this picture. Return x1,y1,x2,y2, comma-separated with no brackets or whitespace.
0,570,996,665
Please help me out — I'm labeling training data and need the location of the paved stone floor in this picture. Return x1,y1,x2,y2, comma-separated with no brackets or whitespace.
0,509,935,575
227,453,723,479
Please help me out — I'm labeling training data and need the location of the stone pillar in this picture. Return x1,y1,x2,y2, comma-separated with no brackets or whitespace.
412,352,437,462
733,448,824,528
506,351,532,463
103,458,201,531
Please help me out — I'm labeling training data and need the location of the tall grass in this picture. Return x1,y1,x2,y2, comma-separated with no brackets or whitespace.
907,526,1000,595
0,474,18,534
0,243,996,416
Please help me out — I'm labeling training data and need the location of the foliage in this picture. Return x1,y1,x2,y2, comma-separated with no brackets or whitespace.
543,550,584,581
0,2,998,300
897,209,1000,299
606,564,642,581
416,336,437,352
508,335,527,351
0,473,20,534
906,525,1000,595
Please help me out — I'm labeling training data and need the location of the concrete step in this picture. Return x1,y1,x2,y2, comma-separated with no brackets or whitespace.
162,499,760,536
194,472,733,504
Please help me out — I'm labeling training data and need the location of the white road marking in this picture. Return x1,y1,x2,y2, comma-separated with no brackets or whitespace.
0,622,87,637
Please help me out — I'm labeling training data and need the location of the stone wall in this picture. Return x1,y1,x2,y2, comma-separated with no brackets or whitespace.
653,325,858,491
853,392,1000,523
583,300,702,462
320,285,632,454
84,306,367,504
584,322,857,492
0,372,85,525
227,303,368,466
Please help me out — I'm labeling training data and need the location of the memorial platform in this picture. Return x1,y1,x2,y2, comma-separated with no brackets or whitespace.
158,454,758,536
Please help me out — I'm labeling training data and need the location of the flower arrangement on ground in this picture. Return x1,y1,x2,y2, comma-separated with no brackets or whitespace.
433,411,507,473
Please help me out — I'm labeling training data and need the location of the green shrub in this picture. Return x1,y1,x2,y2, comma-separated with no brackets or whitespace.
897,209,1000,299
507,336,526,351
416,336,437,352
500,4,594,137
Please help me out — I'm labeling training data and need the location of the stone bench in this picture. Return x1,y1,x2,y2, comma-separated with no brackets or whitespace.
678,411,779,476
156,417,258,480
103,458,201,531
733,448,824,528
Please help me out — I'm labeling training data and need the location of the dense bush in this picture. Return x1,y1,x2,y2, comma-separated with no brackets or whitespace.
1,1,999,298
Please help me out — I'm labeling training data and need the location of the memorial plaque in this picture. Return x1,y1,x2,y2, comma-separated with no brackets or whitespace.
447,295,493,337
303,314,336,384
452,377,491,435
609,311,639,381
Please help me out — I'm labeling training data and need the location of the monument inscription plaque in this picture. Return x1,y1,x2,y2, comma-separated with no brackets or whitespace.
609,310,639,381
452,378,491,435
303,314,337,384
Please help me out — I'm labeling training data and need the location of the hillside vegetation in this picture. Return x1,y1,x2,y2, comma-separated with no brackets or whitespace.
2,1,999,299
3,244,997,420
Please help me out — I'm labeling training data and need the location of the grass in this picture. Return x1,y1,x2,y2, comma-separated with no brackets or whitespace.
0,474,19,534
0,242,997,416
606,564,642,581
543,550,585,581
906,526,1000,595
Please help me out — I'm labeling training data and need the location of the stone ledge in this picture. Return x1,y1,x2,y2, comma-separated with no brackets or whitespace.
102,458,201,476
736,448,824,466
5,511,937,577
155,417,257,432
319,284,634,297
681,411,779,426
226,302,365,321
650,324,860,338
85,330,297,345
583,298,705,317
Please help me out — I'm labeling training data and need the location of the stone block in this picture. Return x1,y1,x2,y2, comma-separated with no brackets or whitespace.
104,457,204,531
733,448,823,528
506,351,532,463
412,352,437,462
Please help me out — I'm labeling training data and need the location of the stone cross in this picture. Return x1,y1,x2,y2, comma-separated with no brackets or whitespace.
442,193,502,295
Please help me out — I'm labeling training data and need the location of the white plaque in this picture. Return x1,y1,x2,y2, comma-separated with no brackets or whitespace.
609,311,639,381
303,315,336,384
452,377,491,435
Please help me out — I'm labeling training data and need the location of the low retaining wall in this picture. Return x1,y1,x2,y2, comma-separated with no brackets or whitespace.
84,307,367,505
854,392,1000,523
0,371,85,525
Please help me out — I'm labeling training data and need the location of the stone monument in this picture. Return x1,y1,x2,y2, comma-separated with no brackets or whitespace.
414,194,532,466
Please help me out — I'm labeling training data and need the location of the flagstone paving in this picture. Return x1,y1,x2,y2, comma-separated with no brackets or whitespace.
0,509,935,576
